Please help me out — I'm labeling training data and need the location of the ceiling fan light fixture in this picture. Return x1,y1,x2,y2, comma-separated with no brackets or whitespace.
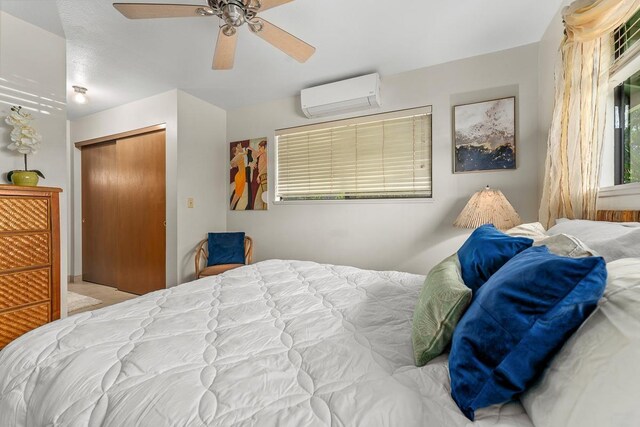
244,0,261,9
222,25,237,37
248,20,264,33
72,85,88,104
195,7,215,16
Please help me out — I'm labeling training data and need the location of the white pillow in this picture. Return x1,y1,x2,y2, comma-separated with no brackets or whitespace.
550,218,640,239
505,222,548,242
521,258,640,427
506,222,596,258
533,234,596,258
548,219,640,262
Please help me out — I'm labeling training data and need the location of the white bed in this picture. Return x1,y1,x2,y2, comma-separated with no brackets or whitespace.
0,260,531,426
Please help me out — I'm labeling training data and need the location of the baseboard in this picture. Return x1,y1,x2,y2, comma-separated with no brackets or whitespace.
68,275,82,283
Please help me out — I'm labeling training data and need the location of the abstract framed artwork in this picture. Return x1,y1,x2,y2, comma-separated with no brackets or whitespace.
453,96,516,173
230,138,268,211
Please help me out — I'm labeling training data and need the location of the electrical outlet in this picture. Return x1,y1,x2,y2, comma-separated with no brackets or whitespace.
187,198,194,209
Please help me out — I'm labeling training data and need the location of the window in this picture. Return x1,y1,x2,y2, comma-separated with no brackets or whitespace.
275,107,432,201
613,10,640,185
614,72,640,184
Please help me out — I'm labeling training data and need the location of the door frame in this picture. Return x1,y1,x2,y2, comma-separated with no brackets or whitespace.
74,124,166,148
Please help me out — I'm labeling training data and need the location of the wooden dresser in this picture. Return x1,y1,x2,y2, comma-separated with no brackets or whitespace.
0,185,61,349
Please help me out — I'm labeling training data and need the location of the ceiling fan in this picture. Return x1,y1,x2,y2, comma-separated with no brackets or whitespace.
113,1,316,70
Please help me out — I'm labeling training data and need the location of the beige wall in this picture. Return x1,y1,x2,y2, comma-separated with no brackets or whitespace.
226,44,541,275
176,91,227,282
0,12,69,315
537,1,568,204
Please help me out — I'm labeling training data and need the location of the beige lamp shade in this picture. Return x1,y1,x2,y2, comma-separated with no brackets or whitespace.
454,186,522,230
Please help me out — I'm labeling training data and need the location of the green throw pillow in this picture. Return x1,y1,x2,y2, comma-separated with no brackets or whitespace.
412,254,472,367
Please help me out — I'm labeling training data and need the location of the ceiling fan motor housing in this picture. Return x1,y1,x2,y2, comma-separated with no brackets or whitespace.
208,0,258,28
224,2,245,26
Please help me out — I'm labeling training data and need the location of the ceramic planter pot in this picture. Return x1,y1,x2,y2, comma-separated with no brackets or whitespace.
11,171,39,186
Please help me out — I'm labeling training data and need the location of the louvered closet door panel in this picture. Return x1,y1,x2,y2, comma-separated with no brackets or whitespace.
81,142,119,287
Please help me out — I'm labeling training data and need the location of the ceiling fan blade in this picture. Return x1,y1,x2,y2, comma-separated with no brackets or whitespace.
212,28,238,70
251,18,315,63
113,3,211,19
258,0,295,12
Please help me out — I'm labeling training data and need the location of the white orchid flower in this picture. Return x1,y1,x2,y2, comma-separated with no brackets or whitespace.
5,106,42,159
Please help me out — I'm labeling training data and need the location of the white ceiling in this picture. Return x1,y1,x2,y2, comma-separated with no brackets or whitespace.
0,0,65,37
0,0,564,119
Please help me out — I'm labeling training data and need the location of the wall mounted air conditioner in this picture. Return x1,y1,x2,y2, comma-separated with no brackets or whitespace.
301,73,381,119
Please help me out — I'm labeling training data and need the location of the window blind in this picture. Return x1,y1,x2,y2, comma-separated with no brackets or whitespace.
276,107,432,201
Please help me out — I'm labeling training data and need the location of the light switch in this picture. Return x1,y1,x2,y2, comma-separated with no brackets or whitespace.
187,198,194,208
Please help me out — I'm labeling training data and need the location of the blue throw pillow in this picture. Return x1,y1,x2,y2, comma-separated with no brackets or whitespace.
457,224,533,293
449,246,607,420
207,232,245,266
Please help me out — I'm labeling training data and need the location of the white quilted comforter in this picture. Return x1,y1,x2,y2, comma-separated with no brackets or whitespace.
0,260,532,426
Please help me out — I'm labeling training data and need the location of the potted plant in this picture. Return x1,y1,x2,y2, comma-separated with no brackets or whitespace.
5,106,44,186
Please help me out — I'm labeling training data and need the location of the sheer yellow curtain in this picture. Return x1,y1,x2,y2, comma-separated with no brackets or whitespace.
539,0,640,228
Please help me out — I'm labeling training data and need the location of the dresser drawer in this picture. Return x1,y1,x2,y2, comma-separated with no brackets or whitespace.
0,197,49,232
0,302,50,348
0,232,50,271
0,268,50,311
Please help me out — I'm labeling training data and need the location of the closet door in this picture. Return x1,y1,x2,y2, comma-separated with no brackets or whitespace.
116,130,166,295
81,142,118,286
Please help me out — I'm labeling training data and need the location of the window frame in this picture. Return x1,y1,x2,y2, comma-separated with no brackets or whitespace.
609,11,640,190
274,106,434,205
613,82,626,185
604,63,640,195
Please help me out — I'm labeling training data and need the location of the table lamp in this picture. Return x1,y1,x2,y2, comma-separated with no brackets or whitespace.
454,186,522,230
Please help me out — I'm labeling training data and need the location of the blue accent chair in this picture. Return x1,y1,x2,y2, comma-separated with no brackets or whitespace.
195,233,253,279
